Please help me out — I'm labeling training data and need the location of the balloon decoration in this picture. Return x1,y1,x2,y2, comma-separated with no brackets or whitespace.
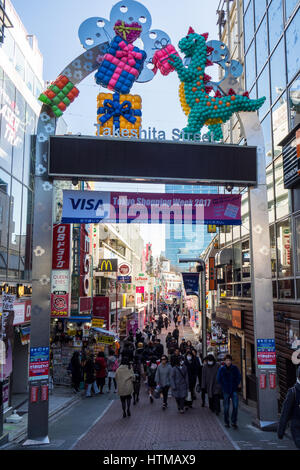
39,75,79,117
96,92,142,136
152,44,180,76
167,28,266,141
95,35,146,94
114,20,142,43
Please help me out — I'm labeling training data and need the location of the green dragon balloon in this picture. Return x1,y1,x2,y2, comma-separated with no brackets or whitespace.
168,28,266,141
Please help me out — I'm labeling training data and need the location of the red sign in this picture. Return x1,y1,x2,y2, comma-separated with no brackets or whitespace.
232,310,242,329
52,224,71,270
269,373,276,389
41,385,48,401
208,257,216,291
259,374,266,389
79,296,92,313
29,361,49,380
136,286,144,294
51,293,69,317
93,296,109,319
118,262,131,276
30,386,39,403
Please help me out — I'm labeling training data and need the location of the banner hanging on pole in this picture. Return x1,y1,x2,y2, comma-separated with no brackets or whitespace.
181,273,200,296
61,190,242,225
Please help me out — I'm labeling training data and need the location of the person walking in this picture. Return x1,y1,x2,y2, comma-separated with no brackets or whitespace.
164,315,169,330
217,354,241,428
177,314,182,327
70,351,82,393
200,356,208,406
184,351,198,407
84,352,100,397
95,351,107,394
277,365,300,449
202,354,222,415
170,356,189,414
183,314,186,327
146,357,158,403
179,338,187,355
106,350,119,393
155,355,173,410
115,357,135,418
132,355,144,405
192,349,202,400
172,326,179,347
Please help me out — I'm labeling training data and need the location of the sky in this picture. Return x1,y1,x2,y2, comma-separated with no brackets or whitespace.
12,0,220,256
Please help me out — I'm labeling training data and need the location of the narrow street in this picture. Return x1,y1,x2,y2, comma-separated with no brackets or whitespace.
3,321,297,451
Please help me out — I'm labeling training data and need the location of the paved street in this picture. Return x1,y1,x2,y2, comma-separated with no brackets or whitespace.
2,321,297,451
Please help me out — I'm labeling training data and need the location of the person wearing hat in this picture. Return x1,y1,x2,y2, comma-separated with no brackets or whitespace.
278,365,300,449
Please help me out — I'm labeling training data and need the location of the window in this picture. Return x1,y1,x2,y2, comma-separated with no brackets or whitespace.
245,41,256,90
286,7,300,82
20,187,32,281
272,95,288,157
285,0,299,21
266,164,275,222
296,215,300,273
23,106,36,188
258,65,271,119
274,156,290,218
12,90,26,181
288,75,300,130
244,0,255,52
26,65,34,93
0,74,16,173
270,224,277,276
242,240,251,280
255,0,267,28
278,279,295,298
255,16,268,74
0,169,10,277
233,243,242,282
270,39,286,104
14,45,25,81
276,218,293,277
268,0,284,52
2,30,15,66
7,178,22,278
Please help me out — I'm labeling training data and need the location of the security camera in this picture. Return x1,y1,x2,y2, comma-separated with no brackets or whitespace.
72,178,79,186
225,184,233,192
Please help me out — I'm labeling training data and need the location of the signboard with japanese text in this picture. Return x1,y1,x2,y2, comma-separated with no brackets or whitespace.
51,294,70,318
29,347,50,381
97,335,115,345
182,273,199,295
62,190,242,225
257,339,276,369
52,224,71,270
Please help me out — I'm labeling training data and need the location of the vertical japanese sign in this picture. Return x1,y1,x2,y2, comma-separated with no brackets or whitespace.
51,224,71,317
79,225,91,313
257,339,276,369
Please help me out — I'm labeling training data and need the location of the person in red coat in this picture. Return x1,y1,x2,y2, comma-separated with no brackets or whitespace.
95,351,107,394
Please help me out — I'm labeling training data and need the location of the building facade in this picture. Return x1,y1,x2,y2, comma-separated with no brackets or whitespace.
211,0,300,407
0,0,44,412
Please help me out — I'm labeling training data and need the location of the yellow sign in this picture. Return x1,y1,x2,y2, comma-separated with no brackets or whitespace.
92,318,105,327
98,259,118,273
97,335,114,345
207,225,217,233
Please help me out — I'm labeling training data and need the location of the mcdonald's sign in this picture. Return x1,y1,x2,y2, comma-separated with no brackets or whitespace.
98,259,118,273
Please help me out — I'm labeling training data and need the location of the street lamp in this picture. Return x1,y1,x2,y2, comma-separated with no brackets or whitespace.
179,258,207,358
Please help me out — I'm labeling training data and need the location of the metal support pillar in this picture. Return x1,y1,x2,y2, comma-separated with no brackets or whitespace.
239,112,278,429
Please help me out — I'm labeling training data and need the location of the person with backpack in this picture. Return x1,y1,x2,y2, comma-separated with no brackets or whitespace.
106,350,119,393
217,354,241,428
278,365,300,449
95,351,107,394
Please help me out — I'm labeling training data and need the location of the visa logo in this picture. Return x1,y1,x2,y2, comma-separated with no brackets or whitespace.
70,198,104,211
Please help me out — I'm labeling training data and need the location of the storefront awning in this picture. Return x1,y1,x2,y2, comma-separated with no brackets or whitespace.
92,327,119,338
64,316,91,322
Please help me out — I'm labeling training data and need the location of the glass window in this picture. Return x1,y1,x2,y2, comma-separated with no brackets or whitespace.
274,155,290,218
2,30,15,66
272,95,289,157
0,74,16,173
286,7,300,82
257,65,271,118
270,224,277,276
285,0,299,21
289,75,300,130
20,187,32,281
23,106,36,188
14,45,25,81
296,279,300,298
255,16,268,74
244,0,255,52
12,90,26,181
296,215,300,273
8,178,22,278
242,239,251,280
261,113,273,165
273,280,277,298
233,243,242,281
245,41,256,90
276,218,293,277
242,283,252,297
270,39,286,104
255,0,267,28
278,279,295,298
266,164,275,222
0,169,10,278
268,0,284,52
26,64,34,94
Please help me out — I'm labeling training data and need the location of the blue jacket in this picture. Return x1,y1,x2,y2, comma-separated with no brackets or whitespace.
217,364,241,395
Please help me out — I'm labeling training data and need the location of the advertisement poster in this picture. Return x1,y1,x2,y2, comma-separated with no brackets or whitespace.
62,190,242,225
126,313,138,336
182,273,199,295
29,347,50,381
93,296,109,329
257,339,276,369
51,294,70,318
51,224,71,317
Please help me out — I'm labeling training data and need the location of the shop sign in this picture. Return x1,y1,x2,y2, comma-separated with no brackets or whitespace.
29,347,50,381
126,313,138,336
232,310,242,329
93,297,109,328
182,273,199,295
118,262,132,276
208,257,216,291
257,339,276,369
117,276,132,283
92,318,105,328
51,270,70,294
13,303,25,325
97,259,118,273
52,224,71,270
62,190,242,225
20,325,30,345
136,286,144,294
51,294,70,318
97,335,115,345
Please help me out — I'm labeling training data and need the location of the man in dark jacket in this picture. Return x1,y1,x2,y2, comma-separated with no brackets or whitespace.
278,366,300,449
217,354,241,428
171,348,182,367
153,339,164,359
172,326,179,346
